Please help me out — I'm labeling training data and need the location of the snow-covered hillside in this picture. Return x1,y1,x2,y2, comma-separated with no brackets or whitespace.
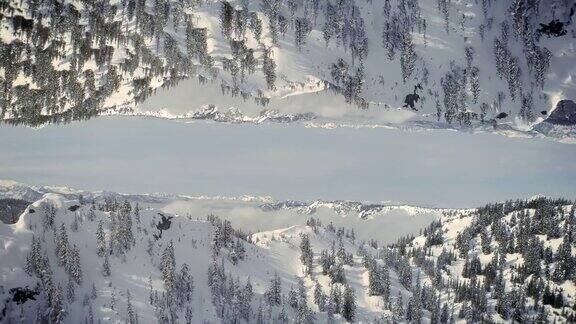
1,0,575,138
0,189,423,323
1,182,575,323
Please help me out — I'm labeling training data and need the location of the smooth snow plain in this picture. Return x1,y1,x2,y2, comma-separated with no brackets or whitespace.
1,116,575,208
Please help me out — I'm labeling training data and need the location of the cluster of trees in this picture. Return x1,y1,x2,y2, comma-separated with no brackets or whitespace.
329,59,366,107
208,214,247,264
207,257,258,322
18,195,199,323
381,0,421,83
0,0,220,126
383,197,576,323
258,218,360,322
148,241,195,323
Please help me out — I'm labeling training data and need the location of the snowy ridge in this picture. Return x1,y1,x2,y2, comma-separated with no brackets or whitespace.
0,180,467,219
259,199,473,220
107,104,316,124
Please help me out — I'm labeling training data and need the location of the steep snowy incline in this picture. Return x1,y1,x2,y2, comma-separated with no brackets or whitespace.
1,0,575,138
0,191,420,323
2,185,576,322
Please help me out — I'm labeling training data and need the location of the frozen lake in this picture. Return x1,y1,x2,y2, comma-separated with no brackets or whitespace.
1,116,575,207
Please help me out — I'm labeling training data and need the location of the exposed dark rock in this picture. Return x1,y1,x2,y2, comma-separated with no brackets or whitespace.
538,19,567,37
10,287,37,304
153,213,173,240
403,93,420,110
541,110,548,115
545,100,576,125
28,208,35,213
0,198,29,224
403,84,423,110
68,205,80,211
495,112,508,119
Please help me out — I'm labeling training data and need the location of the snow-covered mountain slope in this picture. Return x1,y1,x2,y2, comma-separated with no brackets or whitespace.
1,0,575,137
0,190,421,323
385,197,576,323
1,182,575,323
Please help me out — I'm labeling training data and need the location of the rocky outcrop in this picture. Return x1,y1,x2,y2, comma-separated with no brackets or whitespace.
546,100,576,125
0,198,29,224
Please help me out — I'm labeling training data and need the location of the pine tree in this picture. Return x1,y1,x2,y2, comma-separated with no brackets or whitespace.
393,291,405,321
256,300,264,324
50,283,65,323
406,288,422,323
554,238,574,282
330,260,346,284
185,305,193,324
278,306,288,322
134,203,140,224
219,1,234,39
66,277,75,303
96,220,106,257
507,56,521,102
88,201,96,221
368,263,387,296
102,253,111,277
300,234,314,276
520,93,534,123
440,303,449,323
161,241,176,301
341,284,356,322
265,271,282,305
295,17,312,51
240,278,253,321
177,263,194,307
313,281,325,311
127,289,138,324
262,46,276,90
42,201,56,229
56,223,69,267
400,31,417,83
91,282,98,299
68,245,83,284
470,66,480,104
110,288,116,310
297,277,314,323
88,303,95,324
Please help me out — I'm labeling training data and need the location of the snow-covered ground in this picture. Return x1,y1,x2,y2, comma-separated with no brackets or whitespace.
1,183,574,323
1,116,575,207
0,182,440,322
2,0,575,142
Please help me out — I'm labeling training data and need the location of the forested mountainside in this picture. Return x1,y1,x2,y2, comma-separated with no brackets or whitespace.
1,188,575,322
0,0,575,127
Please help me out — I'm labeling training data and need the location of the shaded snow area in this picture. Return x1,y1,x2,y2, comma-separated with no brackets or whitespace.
1,117,576,207
1,185,575,323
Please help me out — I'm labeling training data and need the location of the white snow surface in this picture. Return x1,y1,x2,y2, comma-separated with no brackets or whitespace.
0,185,441,322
